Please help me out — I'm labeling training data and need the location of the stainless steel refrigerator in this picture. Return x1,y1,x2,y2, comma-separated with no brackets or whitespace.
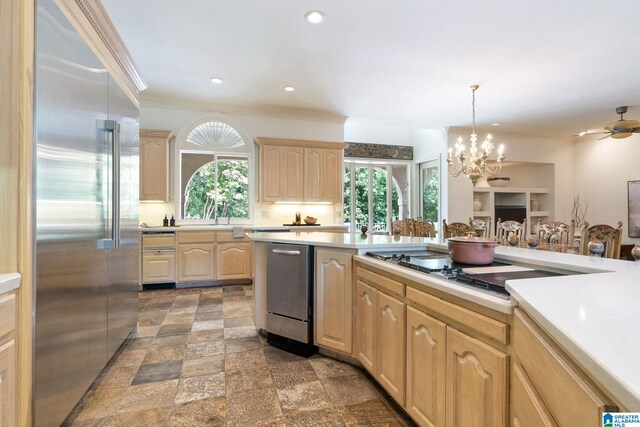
34,0,140,425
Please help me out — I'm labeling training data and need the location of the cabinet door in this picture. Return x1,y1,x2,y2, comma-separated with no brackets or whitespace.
303,147,322,201
139,134,169,201
315,250,352,354
511,363,557,427
321,149,342,203
0,339,16,427
355,280,376,374
142,251,176,284
376,291,406,405
177,243,215,282
406,306,446,427
283,147,304,201
261,145,283,201
446,327,508,427
217,243,251,280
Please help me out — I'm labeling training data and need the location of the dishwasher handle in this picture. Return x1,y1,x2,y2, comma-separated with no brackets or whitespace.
271,249,301,256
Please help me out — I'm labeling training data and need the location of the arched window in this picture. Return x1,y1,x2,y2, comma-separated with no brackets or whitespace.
179,118,251,222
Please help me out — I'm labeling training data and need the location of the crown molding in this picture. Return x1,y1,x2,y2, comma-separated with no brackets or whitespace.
140,96,348,125
55,0,147,103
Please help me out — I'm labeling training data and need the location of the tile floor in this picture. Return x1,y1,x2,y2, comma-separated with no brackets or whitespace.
63,285,410,426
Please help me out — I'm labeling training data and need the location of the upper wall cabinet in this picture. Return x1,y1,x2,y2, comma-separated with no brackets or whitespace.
140,129,175,202
256,137,344,203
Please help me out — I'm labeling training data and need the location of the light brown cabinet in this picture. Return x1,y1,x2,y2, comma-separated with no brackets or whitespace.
0,292,16,426
140,129,174,202
256,137,343,203
261,145,284,201
283,147,304,200
354,261,509,427
304,147,342,202
217,243,251,280
314,249,353,354
142,250,176,284
177,243,215,282
406,306,446,427
355,280,376,373
376,291,406,405
353,266,406,405
142,233,176,285
512,308,616,427
446,327,508,427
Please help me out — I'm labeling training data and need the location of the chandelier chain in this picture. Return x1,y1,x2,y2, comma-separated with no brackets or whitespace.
471,87,476,133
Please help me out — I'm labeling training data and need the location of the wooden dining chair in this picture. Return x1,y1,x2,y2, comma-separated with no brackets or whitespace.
537,219,575,245
392,219,413,236
470,217,492,238
579,221,623,259
496,218,527,244
413,219,436,238
442,219,473,238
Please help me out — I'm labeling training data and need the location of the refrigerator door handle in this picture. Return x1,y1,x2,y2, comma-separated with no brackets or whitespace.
100,119,119,249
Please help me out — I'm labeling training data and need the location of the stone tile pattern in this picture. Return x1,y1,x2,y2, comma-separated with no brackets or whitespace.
63,285,409,426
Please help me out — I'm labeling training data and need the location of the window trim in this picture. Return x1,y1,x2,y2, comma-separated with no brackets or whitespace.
418,158,441,230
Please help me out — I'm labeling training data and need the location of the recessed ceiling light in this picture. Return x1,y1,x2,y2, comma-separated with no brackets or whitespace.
491,122,502,127
304,10,325,24
283,86,295,92
209,77,223,84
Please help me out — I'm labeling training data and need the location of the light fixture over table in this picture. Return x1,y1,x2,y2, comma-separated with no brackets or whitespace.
447,84,505,186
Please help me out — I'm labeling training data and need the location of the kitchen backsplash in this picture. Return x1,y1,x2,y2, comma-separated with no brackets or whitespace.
139,201,342,227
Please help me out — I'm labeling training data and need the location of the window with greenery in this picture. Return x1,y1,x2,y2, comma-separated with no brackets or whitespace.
420,160,439,224
179,120,250,221
344,162,408,233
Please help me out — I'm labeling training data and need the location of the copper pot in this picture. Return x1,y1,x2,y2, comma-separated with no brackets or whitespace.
447,236,498,265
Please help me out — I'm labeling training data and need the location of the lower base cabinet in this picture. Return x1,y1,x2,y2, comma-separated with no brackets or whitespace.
376,291,406,405
355,279,406,405
217,243,251,280
406,306,446,427
142,250,176,284
177,243,215,282
446,327,508,427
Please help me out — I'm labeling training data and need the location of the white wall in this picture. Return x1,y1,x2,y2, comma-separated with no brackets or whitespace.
446,128,575,225
574,133,640,244
139,104,344,225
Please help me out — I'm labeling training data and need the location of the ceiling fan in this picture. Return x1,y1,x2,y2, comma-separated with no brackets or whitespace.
574,106,640,139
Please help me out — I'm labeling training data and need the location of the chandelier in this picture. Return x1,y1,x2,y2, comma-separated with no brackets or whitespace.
447,84,505,186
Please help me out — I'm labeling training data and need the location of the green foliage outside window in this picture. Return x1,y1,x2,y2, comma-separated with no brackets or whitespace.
422,170,439,223
344,166,399,229
184,159,249,219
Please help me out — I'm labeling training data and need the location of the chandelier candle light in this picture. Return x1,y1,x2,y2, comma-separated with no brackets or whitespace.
447,84,505,186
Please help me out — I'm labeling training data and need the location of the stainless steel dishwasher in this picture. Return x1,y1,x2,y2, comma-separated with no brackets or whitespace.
266,243,316,356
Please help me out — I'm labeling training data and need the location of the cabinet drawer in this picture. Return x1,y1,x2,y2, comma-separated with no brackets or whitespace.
0,293,16,338
142,234,175,249
177,231,216,244
356,266,404,297
514,309,616,426
406,286,508,344
142,251,176,283
215,231,249,242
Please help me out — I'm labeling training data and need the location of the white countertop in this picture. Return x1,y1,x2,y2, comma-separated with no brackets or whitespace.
248,231,433,249
141,225,348,232
0,273,21,294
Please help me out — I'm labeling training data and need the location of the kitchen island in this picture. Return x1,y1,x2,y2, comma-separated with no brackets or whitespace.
249,231,640,425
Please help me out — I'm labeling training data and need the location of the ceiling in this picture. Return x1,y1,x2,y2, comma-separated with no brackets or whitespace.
101,0,640,138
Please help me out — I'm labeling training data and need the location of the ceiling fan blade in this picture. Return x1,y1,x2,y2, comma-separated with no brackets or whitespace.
598,134,611,140
572,131,609,137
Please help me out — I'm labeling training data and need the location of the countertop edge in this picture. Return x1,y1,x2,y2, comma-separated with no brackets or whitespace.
353,255,515,314
0,273,21,294
507,275,640,410
248,232,432,249
140,225,349,232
